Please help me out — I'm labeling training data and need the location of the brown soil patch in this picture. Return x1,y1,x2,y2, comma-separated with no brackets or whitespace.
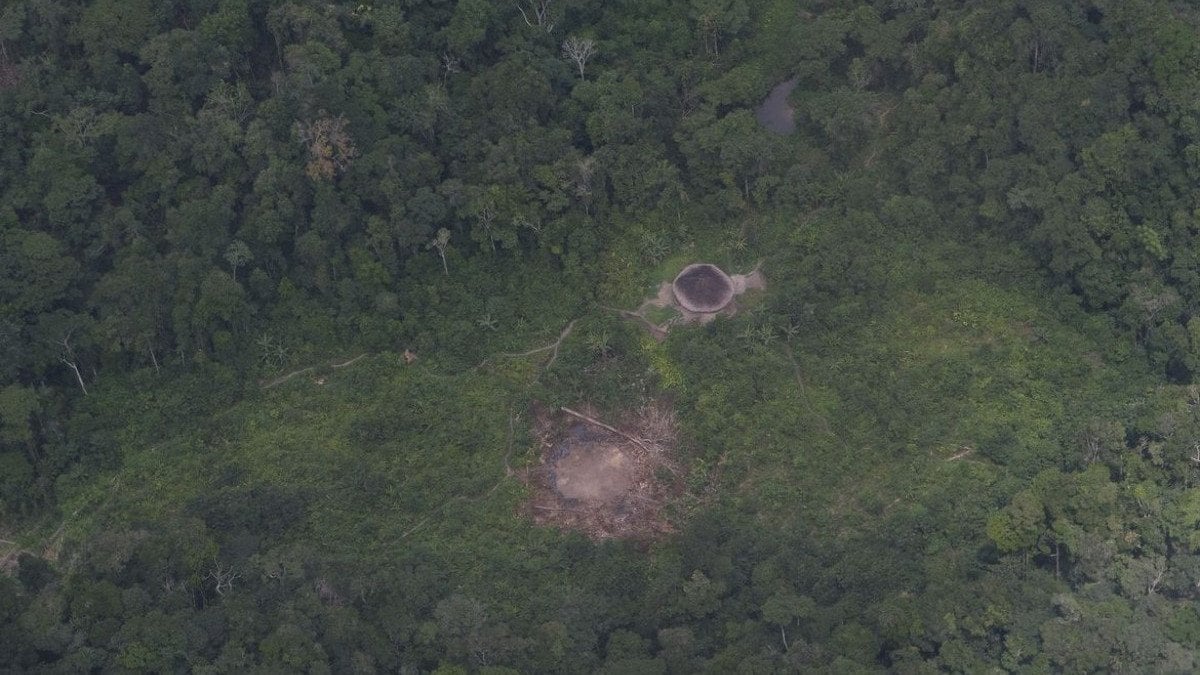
731,268,766,294
555,440,635,502
521,402,683,541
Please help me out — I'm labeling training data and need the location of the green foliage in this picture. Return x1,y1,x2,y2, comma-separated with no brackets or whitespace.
987,491,1044,554
5,0,1200,671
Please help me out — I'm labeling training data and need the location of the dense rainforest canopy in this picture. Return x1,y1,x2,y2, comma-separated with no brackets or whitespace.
5,0,1200,671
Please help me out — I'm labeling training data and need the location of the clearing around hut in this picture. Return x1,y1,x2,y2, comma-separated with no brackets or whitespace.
615,262,766,338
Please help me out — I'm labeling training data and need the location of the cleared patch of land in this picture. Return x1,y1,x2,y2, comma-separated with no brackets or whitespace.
521,402,684,540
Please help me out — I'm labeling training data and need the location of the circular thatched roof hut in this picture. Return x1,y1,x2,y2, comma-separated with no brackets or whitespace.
673,264,735,313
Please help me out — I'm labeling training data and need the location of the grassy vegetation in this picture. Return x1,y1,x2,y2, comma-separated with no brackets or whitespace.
7,193,1174,672
37,209,1153,665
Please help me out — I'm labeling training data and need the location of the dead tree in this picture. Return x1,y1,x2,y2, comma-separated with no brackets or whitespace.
294,113,357,181
476,200,497,251
441,52,461,84
207,561,241,596
573,156,594,196
561,36,597,79
516,0,554,32
54,107,100,147
697,13,720,56
57,332,88,396
0,41,18,89
428,228,450,276
144,335,161,374
1147,559,1165,595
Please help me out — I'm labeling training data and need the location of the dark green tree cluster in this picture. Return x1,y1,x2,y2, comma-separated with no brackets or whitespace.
792,0,1200,381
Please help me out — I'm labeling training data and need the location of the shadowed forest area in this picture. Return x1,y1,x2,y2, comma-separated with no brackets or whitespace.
5,0,1200,671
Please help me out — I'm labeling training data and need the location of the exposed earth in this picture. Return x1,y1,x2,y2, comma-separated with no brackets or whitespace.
521,402,684,541
553,430,635,502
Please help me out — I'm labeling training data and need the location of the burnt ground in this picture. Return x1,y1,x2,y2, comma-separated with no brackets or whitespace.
520,402,684,541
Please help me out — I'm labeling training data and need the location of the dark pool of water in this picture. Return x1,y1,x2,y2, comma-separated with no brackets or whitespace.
755,77,798,135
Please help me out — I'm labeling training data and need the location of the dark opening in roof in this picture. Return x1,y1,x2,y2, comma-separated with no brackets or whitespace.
673,264,734,313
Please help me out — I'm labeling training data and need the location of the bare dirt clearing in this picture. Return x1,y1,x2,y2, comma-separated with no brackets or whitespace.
553,427,636,502
521,402,684,541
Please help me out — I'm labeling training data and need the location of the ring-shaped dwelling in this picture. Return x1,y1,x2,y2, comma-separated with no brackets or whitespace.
672,264,735,313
